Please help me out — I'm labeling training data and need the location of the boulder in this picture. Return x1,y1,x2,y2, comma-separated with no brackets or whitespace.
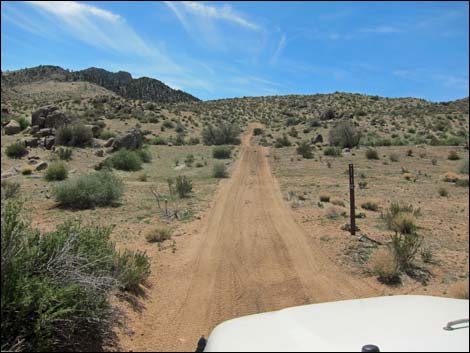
31,105,70,129
103,138,115,147
85,124,101,137
313,134,324,144
32,105,58,127
35,161,48,171
44,136,55,150
5,120,21,135
35,128,55,137
21,137,39,148
111,128,143,151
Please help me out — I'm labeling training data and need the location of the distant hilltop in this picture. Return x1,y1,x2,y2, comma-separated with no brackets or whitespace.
1,65,200,104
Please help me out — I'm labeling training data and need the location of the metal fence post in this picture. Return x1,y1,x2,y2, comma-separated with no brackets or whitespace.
349,163,356,236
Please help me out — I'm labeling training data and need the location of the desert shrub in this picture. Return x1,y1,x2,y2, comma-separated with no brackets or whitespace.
195,162,204,168
431,158,437,165
389,153,399,162
6,142,28,159
459,160,469,174
325,206,345,219
323,146,341,156
381,202,420,232
213,162,228,178
365,148,379,160
328,121,361,148
447,150,460,160
57,147,73,161
369,248,400,284
361,199,379,211
108,149,142,171
99,129,116,140
145,226,172,243
44,162,68,181
187,137,200,145
185,154,195,166
449,281,469,300
138,173,148,182
136,148,152,163
455,179,469,187
1,200,150,351
149,136,167,145
390,231,423,271
420,247,434,263
331,198,345,207
288,127,298,138
202,122,241,145
162,120,174,129
1,180,20,199
53,170,124,209
438,187,448,197
406,149,413,157
114,249,151,292
296,141,313,159
253,127,263,136
443,172,459,182
274,134,291,148
174,176,193,198
213,146,232,159
14,116,30,130
56,124,93,147
403,173,414,181
21,167,33,175
319,193,330,202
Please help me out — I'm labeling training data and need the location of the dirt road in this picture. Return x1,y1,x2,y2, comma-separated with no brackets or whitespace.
118,123,381,351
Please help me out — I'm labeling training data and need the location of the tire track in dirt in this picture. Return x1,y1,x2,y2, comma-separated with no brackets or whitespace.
118,123,381,352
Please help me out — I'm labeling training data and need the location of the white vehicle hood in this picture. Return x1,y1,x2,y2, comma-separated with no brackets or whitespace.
204,295,469,352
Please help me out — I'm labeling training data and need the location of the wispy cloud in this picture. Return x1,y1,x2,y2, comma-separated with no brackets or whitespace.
393,68,469,89
360,25,403,34
177,1,262,31
270,33,286,65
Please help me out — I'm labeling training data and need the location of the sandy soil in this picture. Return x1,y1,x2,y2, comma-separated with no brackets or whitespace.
117,124,383,352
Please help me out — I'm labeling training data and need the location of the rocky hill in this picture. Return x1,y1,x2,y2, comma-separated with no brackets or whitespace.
1,65,200,104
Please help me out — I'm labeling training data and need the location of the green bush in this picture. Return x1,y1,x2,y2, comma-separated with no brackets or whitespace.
14,116,30,130
202,122,241,145
365,148,380,160
1,200,150,351
1,180,20,199
253,127,263,136
185,154,195,166
6,142,28,159
213,146,232,159
213,162,228,178
44,162,68,181
114,249,151,292
57,147,73,161
323,146,341,156
108,149,142,171
459,160,469,174
455,179,469,187
53,171,124,209
187,137,200,145
296,141,313,158
56,124,93,147
381,202,421,233
174,176,193,198
447,150,460,160
361,199,379,211
149,136,167,145
390,231,423,271
136,148,152,163
99,129,116,140
162,120,174,129
329,121,361,148
274,134,291,148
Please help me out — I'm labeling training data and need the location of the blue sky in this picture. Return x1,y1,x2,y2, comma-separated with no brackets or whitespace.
1,1,469,102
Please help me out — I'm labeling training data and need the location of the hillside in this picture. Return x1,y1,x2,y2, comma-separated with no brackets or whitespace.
1,65,200,104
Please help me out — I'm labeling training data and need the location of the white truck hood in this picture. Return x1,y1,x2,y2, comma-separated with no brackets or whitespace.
204,295,469,352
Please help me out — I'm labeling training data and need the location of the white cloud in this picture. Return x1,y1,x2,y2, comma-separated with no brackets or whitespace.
270,33,286,65
25,1,121,22
178,1,261,31
360,25,403,34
